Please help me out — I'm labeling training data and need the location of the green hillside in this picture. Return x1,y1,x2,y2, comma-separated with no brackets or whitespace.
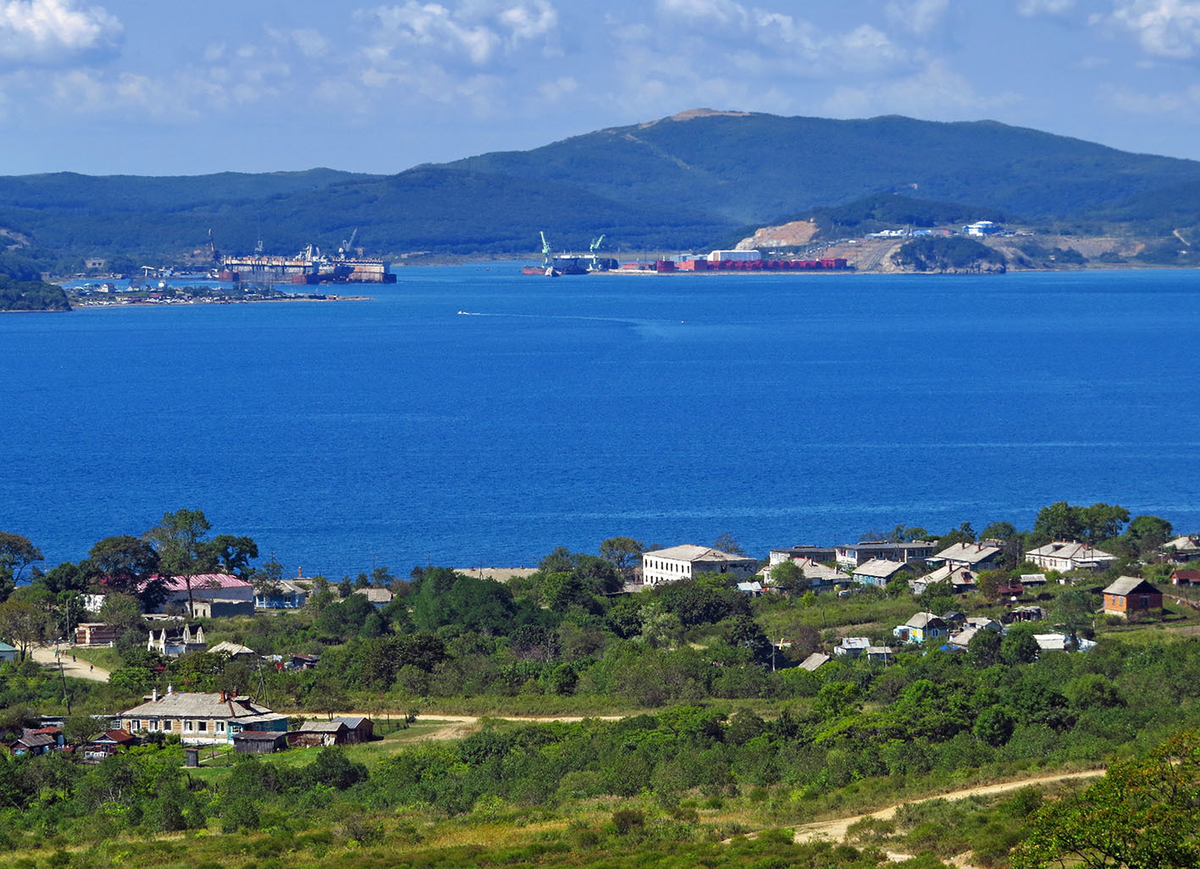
5,109,1200,263
446,111,1200,224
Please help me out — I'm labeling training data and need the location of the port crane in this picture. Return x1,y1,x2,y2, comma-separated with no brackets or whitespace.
539,231,553,269
339,228,359,260
589,234,605,271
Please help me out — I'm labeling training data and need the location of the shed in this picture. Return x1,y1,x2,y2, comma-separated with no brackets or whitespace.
233,731,289,754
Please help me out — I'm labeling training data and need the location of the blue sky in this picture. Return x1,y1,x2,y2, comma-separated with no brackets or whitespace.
3,0,1200,176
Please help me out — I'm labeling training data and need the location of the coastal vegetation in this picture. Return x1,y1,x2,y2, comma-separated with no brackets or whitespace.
0,502,1198,865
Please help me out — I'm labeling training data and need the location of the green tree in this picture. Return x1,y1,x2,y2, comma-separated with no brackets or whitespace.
1052,590,1098,644
0,599,51,659
145,509,213,614
1001,623,1041,665
1033,501,1083,543
599,537,645,578
0,532,42,602
88,535,162,607
712,533,746,556
769,560,809,596
1122,515,1174,558
200,534,259,581
1013,730,1200,869
974,706,1015,747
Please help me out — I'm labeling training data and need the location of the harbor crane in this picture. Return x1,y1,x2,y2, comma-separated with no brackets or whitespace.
539,231,553,269
339,228,359,260
589,234,605,271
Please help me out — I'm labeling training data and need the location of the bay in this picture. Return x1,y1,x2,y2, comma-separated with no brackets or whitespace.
1,265,1198,578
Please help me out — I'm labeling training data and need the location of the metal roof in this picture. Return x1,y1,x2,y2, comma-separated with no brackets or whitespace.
1103,576,1160,596
120,692,274,719
644,544,756,563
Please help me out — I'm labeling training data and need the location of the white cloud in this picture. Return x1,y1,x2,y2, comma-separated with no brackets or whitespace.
1099,0,1200,59
0,0,121,66
1101,80,1200,114
655,0,748,26
290,28,329,58
822,58,1021,119
1017,0,1075,15
359,1,562,66
885,0,950,36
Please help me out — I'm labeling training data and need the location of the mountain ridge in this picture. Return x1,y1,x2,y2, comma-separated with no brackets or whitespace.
2,109,1200,266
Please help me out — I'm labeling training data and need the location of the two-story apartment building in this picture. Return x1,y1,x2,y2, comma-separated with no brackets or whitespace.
641,545,758,587
930,542,1002,571
835,540,934,569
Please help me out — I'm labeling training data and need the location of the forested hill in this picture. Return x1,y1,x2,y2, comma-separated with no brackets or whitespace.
6,109,1200,263
443,110,1200,225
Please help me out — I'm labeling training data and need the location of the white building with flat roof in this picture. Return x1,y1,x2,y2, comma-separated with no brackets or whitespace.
641,545,758,587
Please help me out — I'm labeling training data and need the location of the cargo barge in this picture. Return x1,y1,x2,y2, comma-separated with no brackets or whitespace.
219,243,396,284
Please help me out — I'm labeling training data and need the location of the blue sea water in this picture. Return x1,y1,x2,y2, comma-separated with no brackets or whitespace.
1,265,1198,578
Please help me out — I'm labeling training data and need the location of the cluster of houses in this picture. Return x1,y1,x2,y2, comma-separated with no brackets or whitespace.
639,534,1195,661
6,687,375,760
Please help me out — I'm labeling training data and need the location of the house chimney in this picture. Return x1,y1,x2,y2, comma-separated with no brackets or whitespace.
152,687,158,702
167,684,173,695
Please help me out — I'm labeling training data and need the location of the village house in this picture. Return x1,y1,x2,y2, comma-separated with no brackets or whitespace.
254,579,310,609
893,612,948,644
354,588,393,608
641,545,758,587
83,729,138,763
853,558,911,588
760,557,852,592
147,623,205,657
834,637,871,658
1006,605,1047,623
1025,541,1117,573
1164,535,1200,563
1172,569,1200,587
119,689,288,745
1102,576,1163,618
8,730,61,757
145,574,256,617
909,564,979,595
835,540,934,569
74,623,121,646
930,542,1002,571
798,652,831,671
209,641,257,659
768,545,837,566
865,646,895,664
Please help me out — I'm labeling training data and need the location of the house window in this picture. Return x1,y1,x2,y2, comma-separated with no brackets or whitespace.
184,720,193,732
217,721,226,732
1140,595,1150,608
197,720,207,732
162,720,172,731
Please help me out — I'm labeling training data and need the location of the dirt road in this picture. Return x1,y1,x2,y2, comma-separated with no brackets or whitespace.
29,645,111,682
793,768,1106,843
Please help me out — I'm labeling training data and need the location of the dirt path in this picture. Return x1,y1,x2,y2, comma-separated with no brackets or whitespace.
793,768,1106,844
29,645,111,682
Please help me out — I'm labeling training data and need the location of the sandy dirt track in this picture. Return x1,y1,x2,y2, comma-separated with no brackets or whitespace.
792,768,1106,843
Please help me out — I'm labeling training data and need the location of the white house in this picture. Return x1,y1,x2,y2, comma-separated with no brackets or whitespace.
930,542,1001,571
1025,542,1117,573
641,545,758,587
854,558,911,588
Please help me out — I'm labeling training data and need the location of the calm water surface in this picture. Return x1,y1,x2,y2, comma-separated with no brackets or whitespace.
2,266,1198,576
